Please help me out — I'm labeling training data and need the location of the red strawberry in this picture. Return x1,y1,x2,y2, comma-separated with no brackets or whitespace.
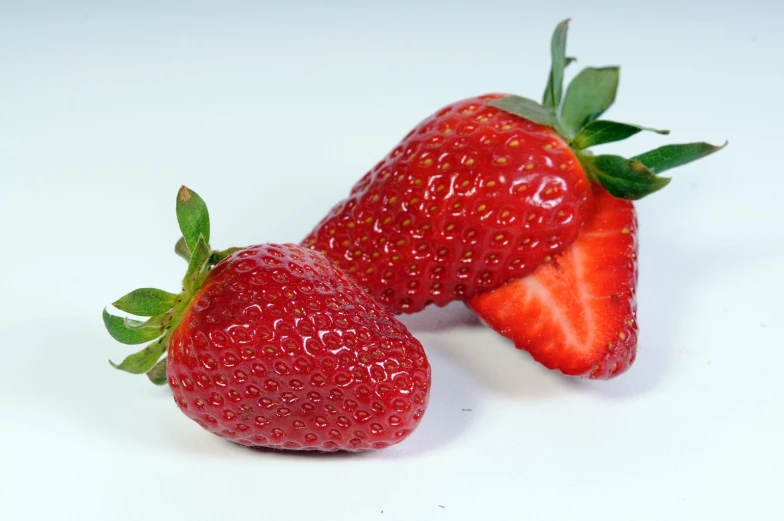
304,20,722,314
468,187,638,379
304,96,591,314
103,187,430,451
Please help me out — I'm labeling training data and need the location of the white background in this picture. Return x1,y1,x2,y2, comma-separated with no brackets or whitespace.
2,1,783,520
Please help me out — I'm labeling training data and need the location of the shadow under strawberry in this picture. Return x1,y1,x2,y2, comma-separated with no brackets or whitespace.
397,301,483,333
565,228,767,398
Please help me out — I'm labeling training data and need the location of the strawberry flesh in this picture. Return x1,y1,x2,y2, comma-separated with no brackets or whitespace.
468,187,638,379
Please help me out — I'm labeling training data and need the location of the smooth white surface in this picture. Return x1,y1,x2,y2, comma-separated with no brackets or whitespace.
2,1,783,520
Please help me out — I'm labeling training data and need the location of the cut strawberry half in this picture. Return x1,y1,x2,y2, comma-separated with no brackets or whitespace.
467,187,638,379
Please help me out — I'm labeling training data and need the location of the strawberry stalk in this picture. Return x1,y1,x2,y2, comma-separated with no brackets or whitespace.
490,19,725,199
103,187,239,385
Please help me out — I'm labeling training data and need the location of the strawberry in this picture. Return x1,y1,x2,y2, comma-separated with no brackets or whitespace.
468,187,638,379
303,93,591,314
465,22,723,379
303,20,722,314
103,187,430,451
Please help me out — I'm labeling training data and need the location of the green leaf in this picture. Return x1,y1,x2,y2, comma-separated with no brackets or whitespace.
110,339,167,375
174,236,191,262
176,186,210,254
183,235,211,294
544,56,576,109
543,19,571,111
579,153,671,200
632,141,726,175
113,288,178,317
209,246,244,265
573,120,670,149
489,95,556,128
103,309,164,345
146,358,168,385
560,67,620,139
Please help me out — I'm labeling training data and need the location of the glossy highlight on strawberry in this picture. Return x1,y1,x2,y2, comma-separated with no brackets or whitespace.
303,20,722,316
168,243,430,450
304,94,592,314
103,187,430,451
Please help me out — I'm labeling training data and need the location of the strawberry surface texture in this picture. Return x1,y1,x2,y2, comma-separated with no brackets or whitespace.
103,20,726,460
104,188,430,452
303,20,721,319
168,243,430,450
304,93,592,314
302,19,721,380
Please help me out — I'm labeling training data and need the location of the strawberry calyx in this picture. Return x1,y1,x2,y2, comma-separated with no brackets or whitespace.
103,186,240,385
490,19,726,199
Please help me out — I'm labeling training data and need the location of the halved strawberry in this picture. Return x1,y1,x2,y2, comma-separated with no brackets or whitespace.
467,187,638,379
302,20,723,315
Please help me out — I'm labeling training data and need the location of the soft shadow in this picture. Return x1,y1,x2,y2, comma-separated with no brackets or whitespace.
184,339,482,459
375,342,481,457
401,301,569,398
398,301,483,332
567,236,774,399
400,231,773,400
412,327,571,400
239,444,367,459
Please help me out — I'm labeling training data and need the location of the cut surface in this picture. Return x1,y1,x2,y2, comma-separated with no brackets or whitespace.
468,187,638,379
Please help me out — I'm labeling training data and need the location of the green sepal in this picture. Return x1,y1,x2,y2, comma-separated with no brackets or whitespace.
573,120,670,150
176,186,210,254
182,235,211,294
544,56,575,109
102,309,164,345
579,153,670,200
633,141,726,175
112,288,178,317
489,95,556,128
109,338,166,375
521,20,726,200
560,67,620,139
210,247,244,265
543,19,571,111
174,236,191,262
104,186,250,385
146,358,168,385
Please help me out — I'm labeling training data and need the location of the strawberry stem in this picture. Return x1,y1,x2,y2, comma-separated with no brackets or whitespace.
491,19,725,199
103,186,244,385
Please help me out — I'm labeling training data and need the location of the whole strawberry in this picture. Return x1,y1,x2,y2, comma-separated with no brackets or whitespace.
103,187,430,451
303,20,722,314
